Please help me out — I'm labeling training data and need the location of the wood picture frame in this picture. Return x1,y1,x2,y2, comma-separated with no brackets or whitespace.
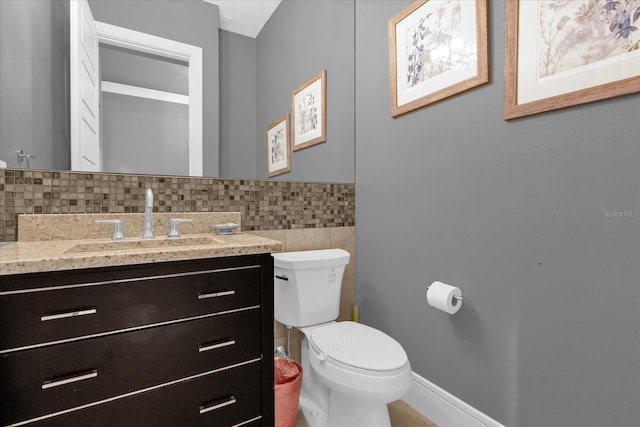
504,0,640,120
266,114,291,177
389,0,489,117
292,69,327,151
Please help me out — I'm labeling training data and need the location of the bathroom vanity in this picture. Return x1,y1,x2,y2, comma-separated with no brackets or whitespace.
0,219,280,427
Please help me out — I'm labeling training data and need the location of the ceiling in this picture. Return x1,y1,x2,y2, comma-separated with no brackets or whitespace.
204,0,281,38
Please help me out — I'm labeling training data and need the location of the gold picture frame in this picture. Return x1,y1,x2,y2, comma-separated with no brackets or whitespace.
389,0,489,117
292,69,327,151
266,114,291,178
504,0,640,120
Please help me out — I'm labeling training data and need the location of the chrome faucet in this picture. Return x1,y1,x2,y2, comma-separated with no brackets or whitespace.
16,149,36,169
141,188,155,239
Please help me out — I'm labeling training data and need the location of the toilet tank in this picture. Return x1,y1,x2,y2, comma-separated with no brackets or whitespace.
273,249,350,328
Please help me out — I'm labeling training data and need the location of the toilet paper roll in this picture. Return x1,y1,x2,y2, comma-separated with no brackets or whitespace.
426,281,463,314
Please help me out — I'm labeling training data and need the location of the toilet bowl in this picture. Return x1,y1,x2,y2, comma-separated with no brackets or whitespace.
303,321,411,427
273,249,412,427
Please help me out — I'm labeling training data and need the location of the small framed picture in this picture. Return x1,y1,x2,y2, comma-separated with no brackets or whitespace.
266,114,291,177
388,0,489,117
292,69,327,151
504,0,640,120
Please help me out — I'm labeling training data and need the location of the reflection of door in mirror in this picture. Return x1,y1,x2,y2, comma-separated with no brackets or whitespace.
69,0,204,176
70,0,100,171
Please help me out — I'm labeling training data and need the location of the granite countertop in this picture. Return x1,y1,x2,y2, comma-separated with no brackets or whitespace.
0,213,282,275
0,232,282,275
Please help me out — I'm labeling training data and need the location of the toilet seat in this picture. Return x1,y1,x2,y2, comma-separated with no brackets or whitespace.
309,321,408,373
306,322,412,403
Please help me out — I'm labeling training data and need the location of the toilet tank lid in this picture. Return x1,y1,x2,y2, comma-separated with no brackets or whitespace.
272,249,350,269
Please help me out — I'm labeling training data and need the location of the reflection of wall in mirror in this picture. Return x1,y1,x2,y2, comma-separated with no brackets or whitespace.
0,0,70,170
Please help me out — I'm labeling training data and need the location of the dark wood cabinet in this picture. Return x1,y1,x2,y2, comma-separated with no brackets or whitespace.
0,254,274,427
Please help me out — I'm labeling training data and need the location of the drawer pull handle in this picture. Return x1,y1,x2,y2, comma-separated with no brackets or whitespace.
198,290,235,300
41,307,97,322
199,395,237,414
199,338,236,353
42,369,98,390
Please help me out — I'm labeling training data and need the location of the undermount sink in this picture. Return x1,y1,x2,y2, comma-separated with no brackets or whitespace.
66,235,226,253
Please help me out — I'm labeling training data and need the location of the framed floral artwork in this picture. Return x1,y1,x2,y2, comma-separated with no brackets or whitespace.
292,69,327,151
504,0,640,120
388,0,489,117
266,114,291,177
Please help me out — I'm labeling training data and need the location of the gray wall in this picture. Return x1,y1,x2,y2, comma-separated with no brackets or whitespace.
255,0,355,183
356,2,639,427
101,94,189,176
219,30,257,179
88,0,220,177
0,0,70,170
100,45,189,95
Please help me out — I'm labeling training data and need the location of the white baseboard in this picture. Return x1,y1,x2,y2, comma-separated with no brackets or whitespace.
403,372,506,427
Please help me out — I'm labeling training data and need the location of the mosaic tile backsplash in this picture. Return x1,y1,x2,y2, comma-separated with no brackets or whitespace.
0,169,355,242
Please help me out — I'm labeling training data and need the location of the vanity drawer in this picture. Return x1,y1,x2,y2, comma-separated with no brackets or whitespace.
0,263,262,351
0,309,262,426
32,360,264,427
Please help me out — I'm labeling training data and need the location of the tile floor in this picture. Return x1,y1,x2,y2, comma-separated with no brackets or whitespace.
294,400,437,427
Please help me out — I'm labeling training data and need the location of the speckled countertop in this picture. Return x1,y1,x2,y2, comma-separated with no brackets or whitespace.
0,213,282,275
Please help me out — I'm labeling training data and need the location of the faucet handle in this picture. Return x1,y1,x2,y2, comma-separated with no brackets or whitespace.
95,219,125,240
168,218,193,238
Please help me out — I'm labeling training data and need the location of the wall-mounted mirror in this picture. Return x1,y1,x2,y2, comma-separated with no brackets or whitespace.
0,0,356,183
0,0,218,177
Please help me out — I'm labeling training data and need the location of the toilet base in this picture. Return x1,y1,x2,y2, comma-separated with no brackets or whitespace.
327,389,392,427
299,388,392,427
299,389,328,427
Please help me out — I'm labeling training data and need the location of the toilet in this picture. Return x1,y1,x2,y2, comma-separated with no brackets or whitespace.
273,249,411,427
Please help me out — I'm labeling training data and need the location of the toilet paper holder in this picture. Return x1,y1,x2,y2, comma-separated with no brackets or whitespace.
426,283,463,302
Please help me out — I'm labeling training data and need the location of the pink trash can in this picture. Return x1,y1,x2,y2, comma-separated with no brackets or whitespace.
274,357,303,427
